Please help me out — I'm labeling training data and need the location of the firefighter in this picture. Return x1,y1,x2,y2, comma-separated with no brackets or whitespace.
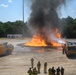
62,44,66,54
51,67,56,75
44,62,47,74
56,67,60,75
31,58,34,68
33,67,38,75
48,68,52,75
61,67,64,75
28,68,33,75
37,61,41,74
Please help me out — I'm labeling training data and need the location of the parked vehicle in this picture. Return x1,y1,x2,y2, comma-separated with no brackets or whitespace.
64,42,76,57
0,42,14,56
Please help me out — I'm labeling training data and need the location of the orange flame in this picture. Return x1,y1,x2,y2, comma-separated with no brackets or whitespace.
55,29,61,39
24,28,61,47
24,34,47,46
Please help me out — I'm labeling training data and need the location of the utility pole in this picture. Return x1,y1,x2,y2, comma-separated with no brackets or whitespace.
22,0,24,37
23,0,24,23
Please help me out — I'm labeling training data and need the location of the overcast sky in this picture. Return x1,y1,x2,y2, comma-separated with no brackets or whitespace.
0,0,76,22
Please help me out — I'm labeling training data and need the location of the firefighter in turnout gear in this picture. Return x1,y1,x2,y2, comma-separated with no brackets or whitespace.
56,67,60,75
28,68,33,75
37,61,41,74
31,58,34,68
48,68,52,75
44,62,47,74
62,43,67,55
33,67,38,75
61,67,64,75
51,67,56,75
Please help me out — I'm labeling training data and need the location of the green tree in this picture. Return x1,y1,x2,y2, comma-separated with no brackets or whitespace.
62,16,76,38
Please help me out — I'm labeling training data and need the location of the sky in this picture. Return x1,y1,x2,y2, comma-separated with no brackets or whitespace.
0,0,76,22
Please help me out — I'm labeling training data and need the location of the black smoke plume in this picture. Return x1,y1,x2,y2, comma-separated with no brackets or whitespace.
28,0,66,43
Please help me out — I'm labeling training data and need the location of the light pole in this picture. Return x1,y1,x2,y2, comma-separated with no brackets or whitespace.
22,0,24,37
23,0,24,23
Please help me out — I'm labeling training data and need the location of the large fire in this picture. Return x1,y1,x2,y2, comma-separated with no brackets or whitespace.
24,29,62,47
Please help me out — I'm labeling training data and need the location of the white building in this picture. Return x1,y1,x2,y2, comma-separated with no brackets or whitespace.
7,34,22,38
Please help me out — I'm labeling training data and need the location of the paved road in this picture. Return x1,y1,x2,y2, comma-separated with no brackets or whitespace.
0,38,76,75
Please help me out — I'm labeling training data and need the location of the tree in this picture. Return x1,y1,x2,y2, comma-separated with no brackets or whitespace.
0,20,30,37
62,16,76,38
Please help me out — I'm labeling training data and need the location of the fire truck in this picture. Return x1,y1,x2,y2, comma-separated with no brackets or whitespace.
64,42,76,57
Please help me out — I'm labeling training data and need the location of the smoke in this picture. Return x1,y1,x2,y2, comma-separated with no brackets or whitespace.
28,0,66,42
